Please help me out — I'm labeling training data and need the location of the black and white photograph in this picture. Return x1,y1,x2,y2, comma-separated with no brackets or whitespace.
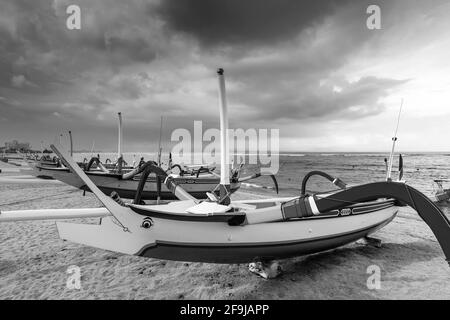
1,0,450,305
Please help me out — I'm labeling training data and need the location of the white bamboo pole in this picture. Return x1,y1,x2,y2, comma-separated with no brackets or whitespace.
217,68,230,204
157,116,163,167
0,208,110,222
117,112,123,159
386,99,403,181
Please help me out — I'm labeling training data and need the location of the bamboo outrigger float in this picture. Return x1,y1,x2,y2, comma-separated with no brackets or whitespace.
1,69,450,271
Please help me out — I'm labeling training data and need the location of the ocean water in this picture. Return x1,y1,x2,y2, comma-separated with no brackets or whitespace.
248,153,450,198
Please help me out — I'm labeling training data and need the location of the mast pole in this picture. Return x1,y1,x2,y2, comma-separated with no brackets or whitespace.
387,99,403,181
90,140,95,157
157,116,163,166
117,112,123,173
217,68,230,205
68,131,73,157
156,116,163,204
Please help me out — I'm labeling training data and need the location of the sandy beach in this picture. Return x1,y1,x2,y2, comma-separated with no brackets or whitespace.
0,161,449,300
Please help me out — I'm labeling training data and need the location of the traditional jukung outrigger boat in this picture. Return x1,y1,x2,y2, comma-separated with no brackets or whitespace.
28,158,276,200
26,113,278,200
1,69,450,273
28,159,245,200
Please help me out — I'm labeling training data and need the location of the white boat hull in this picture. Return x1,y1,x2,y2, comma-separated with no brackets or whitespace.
56,204,397,263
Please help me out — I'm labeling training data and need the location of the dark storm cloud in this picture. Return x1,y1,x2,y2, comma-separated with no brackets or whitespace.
155,0,352,47
221,76,408,130
150,0,398,130
277,76,409,120
0,0,161,94
192,0,401,127
0,0,434,151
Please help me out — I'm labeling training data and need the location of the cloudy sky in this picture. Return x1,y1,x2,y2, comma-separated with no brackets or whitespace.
1,0,450,152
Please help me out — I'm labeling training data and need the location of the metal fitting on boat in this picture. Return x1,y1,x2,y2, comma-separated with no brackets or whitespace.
332,178,347,189
141,217,153,229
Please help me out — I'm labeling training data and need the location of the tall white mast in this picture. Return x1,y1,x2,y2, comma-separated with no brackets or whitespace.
117,112,123,158
386,99,403,181
217,68,230,204
117,112,123,172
